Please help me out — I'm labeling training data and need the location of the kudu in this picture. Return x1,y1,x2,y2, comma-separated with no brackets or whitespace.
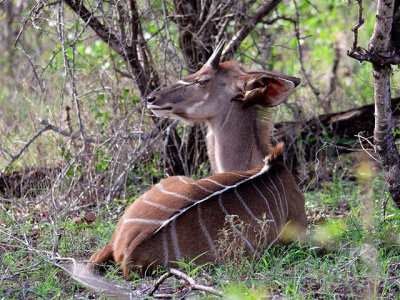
147,41,300,173
87,41,306,278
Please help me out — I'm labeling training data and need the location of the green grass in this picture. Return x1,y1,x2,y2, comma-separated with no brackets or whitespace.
1,166,400,299
209,174,400,299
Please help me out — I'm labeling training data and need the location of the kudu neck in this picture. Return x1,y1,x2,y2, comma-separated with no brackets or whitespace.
206,103,271,173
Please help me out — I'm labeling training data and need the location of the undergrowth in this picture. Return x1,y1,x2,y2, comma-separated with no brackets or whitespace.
1,165,400,299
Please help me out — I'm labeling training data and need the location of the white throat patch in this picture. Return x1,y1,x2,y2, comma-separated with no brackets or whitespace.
186,101,205,114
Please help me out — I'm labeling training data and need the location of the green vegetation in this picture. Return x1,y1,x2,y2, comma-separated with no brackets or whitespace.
1,0,400,298
1,167,400,298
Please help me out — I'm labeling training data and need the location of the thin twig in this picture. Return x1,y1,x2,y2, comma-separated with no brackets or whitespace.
169,268,223,297
356,133,379,162
223,0,281,60
148,268,223,297
161,0,187,72
347,0,364,56
40,120,141,143
327,42,341,99
147,271,171,295
14,43,45,95
104,120,179,204
293,0,325,111
265,14,295,24
58,0,88,152
1,124,51,175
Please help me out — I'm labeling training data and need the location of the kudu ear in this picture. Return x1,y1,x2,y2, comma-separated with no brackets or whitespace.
236,73,300,109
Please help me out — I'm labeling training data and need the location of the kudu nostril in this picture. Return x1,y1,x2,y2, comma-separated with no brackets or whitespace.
147,95,156,103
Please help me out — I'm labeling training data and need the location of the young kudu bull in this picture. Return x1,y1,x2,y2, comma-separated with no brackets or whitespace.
87,41,306,278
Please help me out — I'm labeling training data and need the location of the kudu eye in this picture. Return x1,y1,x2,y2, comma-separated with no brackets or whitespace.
196,79,210,86
147,95,156,103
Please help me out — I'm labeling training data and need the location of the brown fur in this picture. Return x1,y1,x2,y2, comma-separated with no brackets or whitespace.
88,151,306,278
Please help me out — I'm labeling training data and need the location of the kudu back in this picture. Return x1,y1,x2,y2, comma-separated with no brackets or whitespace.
88,41,306,278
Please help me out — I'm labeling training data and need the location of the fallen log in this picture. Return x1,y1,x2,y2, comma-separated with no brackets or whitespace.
0,167,60,198
274,97,400,179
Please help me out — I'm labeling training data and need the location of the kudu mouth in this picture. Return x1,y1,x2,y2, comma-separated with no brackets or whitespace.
147,104,173,111
147,104,175,119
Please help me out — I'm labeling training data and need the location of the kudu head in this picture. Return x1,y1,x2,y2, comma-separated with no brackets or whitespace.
147,40,300,122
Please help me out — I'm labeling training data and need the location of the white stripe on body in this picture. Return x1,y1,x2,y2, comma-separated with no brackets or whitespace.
143,199,176,212
252,181,278,237
234,188,258,221
157,183,197,203
162,230,169,266
123,218,164,225
276,175,290,219
202,178,227,187
228,171,251,178
177,176,190,184
259,178,283,224
266,175,288,219
197,204,217,255
170,220,181,260
178,176,213,193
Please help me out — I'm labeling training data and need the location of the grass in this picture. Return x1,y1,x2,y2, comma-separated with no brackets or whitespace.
1,161,400,299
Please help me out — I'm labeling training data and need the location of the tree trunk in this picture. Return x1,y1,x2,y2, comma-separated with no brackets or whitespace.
347,0,400,207
369,0,400,207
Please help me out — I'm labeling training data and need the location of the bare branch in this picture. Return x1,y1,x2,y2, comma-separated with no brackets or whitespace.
292,0,333,114
326,42,341,101
64,0,151,96
147,271,171,296
40,119,142,143
348,0,400,206
347,48,400,65
58,0,88,152
104,120,180,204
161,0,188,72
63,0,122,56
222,0,282,60
264,15,296,25
348,0,365,56
1,124,51,175
148,268,224,297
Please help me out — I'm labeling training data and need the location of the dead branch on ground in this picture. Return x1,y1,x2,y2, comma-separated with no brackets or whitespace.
148,268,223,297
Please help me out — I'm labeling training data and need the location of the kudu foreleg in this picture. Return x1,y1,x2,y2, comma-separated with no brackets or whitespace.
87,243,114,270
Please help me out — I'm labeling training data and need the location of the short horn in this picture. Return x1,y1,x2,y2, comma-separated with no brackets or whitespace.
205,40,225,70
